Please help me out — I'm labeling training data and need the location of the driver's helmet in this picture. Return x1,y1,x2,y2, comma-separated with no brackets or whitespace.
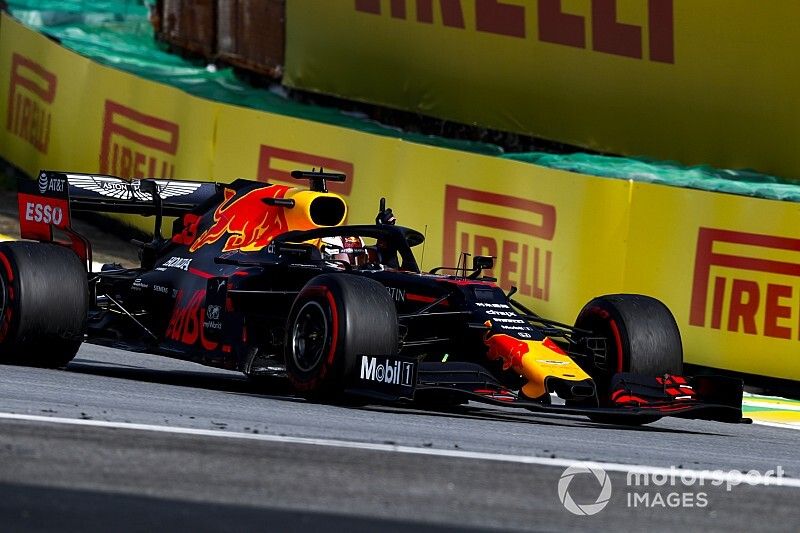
320,236,368,267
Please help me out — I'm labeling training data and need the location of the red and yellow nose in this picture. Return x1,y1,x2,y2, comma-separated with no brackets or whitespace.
484,333,593,400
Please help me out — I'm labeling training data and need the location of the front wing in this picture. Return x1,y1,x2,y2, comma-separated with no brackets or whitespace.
349,361,746,424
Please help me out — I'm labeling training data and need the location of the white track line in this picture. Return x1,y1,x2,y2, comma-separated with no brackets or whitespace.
0,411,798,489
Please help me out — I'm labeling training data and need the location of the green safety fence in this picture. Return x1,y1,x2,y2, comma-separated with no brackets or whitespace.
6,0,503,156
6,0,800,203
503,153,800,203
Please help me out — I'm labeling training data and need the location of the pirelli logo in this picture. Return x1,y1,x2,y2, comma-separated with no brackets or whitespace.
257,145,354,195
5,53,57,153
443,185,556,301
690,227,800,340
99,100,179,179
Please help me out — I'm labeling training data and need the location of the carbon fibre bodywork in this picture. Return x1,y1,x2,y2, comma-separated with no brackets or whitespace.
17,171,746,425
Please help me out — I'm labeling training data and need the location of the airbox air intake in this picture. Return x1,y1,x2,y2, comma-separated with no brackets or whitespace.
309,195,346,227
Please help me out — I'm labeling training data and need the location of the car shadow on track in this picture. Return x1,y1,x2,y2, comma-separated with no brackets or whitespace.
65,360,729,436
65,360,299,402
354,404,727,435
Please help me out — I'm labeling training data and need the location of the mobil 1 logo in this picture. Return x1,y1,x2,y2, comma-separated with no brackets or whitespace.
356,355,417,399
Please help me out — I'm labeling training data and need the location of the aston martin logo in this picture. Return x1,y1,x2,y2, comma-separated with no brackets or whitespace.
68,175,202,201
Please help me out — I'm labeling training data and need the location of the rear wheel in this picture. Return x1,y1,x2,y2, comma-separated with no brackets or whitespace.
0,242,88,367
284,274,398,401
574,294,683,425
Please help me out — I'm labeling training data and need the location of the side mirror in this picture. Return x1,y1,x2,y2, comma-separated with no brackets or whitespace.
138,179,158,196
472,255,494,271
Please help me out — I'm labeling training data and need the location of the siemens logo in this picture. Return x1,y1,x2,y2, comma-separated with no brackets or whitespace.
360,356,414,386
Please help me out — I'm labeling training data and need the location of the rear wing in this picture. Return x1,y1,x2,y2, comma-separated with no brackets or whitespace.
17,170,219,266
62,171,217,216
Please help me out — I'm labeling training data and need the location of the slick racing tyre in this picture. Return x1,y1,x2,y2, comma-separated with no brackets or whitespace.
574,294,683,425
0,242,88,368
284,274,399,401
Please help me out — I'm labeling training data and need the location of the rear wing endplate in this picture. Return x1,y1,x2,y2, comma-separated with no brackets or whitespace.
17,170,219,267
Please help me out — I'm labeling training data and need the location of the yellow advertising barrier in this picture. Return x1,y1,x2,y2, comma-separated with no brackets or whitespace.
625,183,800,381
2,12,800,382
284,0,800,180
0,13,217,188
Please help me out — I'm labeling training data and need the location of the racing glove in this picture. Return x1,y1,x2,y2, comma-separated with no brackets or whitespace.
376,197,396,225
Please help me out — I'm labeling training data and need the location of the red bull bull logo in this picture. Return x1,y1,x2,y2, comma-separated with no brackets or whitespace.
189,185,292,253
484,331,591,399
6,53,57,153
99,100,179,179
485,332,529,371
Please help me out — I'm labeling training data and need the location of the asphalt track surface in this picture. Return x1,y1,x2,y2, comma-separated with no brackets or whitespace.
1,345,798,532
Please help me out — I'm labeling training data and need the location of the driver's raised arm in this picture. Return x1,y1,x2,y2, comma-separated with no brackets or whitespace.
376,197,396,226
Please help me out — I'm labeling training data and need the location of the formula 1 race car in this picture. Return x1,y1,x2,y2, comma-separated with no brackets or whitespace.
0,169,745,425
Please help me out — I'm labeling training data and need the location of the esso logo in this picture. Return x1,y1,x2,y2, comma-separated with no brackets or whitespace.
25,201,64,225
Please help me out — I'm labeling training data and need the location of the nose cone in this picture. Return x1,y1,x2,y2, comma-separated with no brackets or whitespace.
484,333,594,400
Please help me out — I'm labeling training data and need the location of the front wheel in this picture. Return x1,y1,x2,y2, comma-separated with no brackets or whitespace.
574,294,683,425
284,274,399,401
